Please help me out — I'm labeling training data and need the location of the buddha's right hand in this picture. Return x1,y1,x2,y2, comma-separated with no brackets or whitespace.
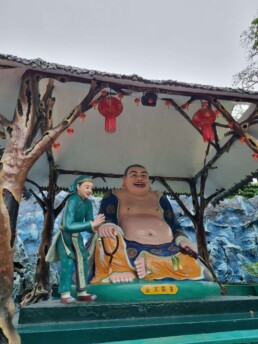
98,224,118,238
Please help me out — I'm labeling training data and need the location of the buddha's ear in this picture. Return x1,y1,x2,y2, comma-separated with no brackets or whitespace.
121,176,126,189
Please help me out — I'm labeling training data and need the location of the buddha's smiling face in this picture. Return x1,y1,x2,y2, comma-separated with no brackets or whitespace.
123,166,150,195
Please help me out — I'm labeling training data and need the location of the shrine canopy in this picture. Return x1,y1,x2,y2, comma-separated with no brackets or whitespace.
1,54,258,200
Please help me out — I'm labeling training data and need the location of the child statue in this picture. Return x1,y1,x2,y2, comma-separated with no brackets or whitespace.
46,176,105,303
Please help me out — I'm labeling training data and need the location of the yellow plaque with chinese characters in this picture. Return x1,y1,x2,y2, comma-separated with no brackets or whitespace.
140,284,178,295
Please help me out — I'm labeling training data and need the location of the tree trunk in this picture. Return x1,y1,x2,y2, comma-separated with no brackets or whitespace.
35,204,55,296
20,157,59,306
0,72,98,341
0,175,25,344
195,219,210,262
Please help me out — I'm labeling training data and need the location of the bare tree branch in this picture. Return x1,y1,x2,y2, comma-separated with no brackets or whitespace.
54,194,70,218
0,113,11,127
205,188,225,205
157,177,194,221
26,178,47,201
29,189,46,212
24,79,101,160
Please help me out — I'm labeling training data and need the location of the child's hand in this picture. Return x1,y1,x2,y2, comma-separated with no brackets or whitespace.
92,214,105,228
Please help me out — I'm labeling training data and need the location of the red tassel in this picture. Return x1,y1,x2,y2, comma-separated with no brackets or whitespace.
201,124,215,142
105,117,117,133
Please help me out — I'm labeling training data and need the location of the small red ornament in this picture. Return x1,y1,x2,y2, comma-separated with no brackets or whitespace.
67,128,74,136
147,97,154,104
201,101,209,108
165,100,172,109
101,90,108,97
134,98,140,106
91,100,98,109
117,93,124,100
53,142,61,152
182,103,190,110
239,137,246,143
252,153,258,160
79,113,86,122
192,107,217,142
228,122,234,128
98,96,123,133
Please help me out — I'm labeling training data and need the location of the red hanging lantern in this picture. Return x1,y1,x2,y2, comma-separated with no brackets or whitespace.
192,107,217,142
98,96,123,133
252,153,258,160
67,127,74,136
101,90,108,97
239,137,246,143
53,142,61,153
134,98,140,106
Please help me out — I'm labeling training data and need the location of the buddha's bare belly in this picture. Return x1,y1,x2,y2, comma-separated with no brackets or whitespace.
120,215,173,245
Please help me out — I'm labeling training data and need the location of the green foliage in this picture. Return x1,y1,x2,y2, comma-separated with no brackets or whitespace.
231,183,258,199
93,190,105,197
246,262,258,277
233,12,258,90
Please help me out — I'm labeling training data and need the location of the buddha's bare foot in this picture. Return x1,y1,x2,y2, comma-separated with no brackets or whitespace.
109,272,135,283
135,256,147,279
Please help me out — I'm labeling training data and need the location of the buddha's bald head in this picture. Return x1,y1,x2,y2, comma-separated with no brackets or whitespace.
123,164,147,176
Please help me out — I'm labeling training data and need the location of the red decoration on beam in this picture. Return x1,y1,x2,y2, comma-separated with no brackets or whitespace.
91,100,98,109
134,98,140,106
79,113,86,122
239,137,246,143
165,100,172,109
67,128,74,136
182,103,190,110
252,153,258,160
101,90,108,97
192,107,217,142
53,142,61,153
98,96,123,133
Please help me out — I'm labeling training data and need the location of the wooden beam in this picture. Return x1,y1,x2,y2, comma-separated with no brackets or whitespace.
56,168,191,183
23,69,258,103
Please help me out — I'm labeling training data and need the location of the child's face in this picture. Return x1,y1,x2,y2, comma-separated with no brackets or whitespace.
77,181,94,200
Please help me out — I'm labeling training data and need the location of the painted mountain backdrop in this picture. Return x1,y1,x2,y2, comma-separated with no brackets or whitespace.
13,193,258,301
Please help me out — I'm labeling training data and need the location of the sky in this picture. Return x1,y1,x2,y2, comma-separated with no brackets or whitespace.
0,0,257,89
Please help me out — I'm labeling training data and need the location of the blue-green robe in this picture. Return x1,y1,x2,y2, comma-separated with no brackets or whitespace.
57,193,94,293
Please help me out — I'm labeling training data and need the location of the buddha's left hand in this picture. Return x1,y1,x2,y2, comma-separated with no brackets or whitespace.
179,241,197,253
